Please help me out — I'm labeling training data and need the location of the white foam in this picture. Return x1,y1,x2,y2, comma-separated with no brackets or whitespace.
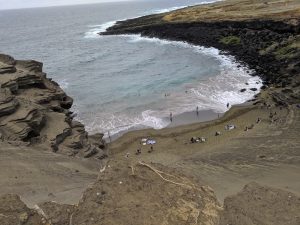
121,34,262,113
84,0,223,39
84,21,117,38
122,34,242,69
81,0,263,136
78,110,169,137
79,33,263,136
58,79,69,89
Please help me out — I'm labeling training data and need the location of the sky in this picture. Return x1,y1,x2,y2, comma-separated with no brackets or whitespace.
0,0,132,10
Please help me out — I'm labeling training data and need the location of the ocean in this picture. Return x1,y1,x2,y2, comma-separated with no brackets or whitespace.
0,0,262,136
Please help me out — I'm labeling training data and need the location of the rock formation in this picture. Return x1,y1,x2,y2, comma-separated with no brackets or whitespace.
0,54,106,159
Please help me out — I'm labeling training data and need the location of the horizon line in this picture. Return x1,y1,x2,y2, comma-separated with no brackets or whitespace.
0,0,135,11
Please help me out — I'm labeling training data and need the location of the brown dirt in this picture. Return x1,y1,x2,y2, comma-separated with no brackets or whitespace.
164,0,300,23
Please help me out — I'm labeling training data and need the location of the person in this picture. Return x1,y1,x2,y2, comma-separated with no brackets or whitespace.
170,112,173,122
108,131,112,143
136,148,141,155
196,106,199,116
227,103,230,108
148,145,154,153
256,117,261,123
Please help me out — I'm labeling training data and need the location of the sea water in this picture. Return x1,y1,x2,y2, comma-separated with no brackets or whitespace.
0,0,262,136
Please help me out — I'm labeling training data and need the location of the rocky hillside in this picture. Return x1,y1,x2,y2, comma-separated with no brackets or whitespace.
0,161,299,225
0,54,106,159
104,0,300,106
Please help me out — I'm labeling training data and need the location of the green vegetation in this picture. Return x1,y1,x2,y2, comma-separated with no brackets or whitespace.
219,36,241,45
163,0,300,23
259,42,279,55
274,39,300,60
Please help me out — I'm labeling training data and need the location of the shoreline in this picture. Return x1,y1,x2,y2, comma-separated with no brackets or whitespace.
96,33,262,140
107,108,224,142
0,0,299,224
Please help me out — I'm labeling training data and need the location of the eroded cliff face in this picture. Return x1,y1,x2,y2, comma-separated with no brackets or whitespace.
0,54,106,159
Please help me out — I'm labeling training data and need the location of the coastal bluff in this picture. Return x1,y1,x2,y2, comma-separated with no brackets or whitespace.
0,54,106,159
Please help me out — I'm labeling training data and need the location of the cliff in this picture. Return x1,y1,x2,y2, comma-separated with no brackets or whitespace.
0,54,106,159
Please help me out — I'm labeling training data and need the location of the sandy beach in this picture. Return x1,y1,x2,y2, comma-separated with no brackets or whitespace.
0,0,299,224
108,98,300,202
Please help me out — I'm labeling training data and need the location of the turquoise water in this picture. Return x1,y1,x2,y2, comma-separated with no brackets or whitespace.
0,0,262,136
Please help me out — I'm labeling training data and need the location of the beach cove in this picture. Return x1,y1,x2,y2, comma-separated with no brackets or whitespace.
0,0,299,224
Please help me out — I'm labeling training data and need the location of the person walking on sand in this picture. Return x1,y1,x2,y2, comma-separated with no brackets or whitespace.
148,145,154,153
196,106,199,116
170,112,173,122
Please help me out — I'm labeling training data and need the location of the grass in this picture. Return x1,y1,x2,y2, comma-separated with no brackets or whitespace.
219,36,241,45
274,38,300,60
163,0,300,23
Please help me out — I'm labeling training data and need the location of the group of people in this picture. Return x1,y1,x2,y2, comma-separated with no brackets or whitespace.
135,145,154,155
125,145,154,158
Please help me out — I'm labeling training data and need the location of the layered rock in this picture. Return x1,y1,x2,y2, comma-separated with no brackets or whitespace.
0,54,106,159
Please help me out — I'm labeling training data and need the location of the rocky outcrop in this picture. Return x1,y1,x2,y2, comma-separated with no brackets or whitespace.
0,54,106,159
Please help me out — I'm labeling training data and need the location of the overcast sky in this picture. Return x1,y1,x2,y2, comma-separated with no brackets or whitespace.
0,0,132,10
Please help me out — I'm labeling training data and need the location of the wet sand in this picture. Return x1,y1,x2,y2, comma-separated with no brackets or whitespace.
167,109,223,128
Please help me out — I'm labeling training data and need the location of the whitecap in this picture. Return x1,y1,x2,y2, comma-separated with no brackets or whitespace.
84,21,117,38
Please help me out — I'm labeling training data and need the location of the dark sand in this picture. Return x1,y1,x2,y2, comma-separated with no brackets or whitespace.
108,101,300,202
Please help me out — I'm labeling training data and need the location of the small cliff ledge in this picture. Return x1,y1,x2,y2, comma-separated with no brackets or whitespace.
0,54,106,159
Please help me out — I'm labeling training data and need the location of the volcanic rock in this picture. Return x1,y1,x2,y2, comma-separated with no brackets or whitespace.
0,54,106,159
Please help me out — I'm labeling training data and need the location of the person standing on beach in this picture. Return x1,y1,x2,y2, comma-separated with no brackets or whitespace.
196,106,199,116
170,112,173,122
227,103,230,108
